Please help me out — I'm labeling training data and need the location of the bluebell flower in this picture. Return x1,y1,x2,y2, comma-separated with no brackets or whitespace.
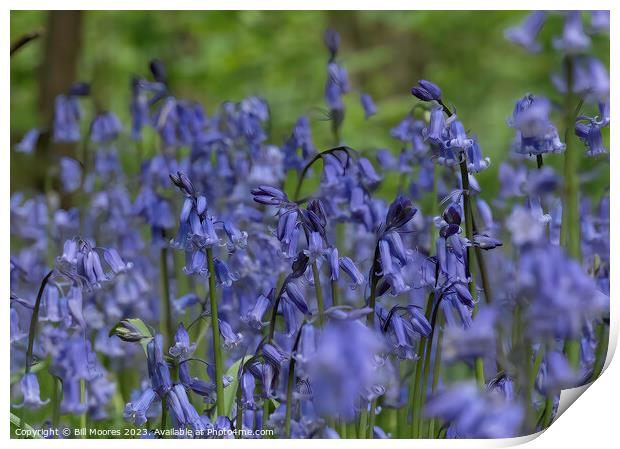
15,373,50,409
282,116,316,172
325,305,373,321
538,351,581,394
262,342,289,368
425,383,524,438
504,11,546,52
444,308,497,362
169,324,196,361
213,258,238,287
242,291,272,330
53,95,82,143
251,185,289,207
10,307,27,343
378,305,429,360
357,157,382,186
88,375,116,420
517,244,607,339
130,77,151,140
124,388,158,426
61,380,87,414
147,334,172,397
590,10,610,33
506,205,546,246
411,80,442,102
552,56,609,102
424,106,446,146
53,335,101,382
241,371,257,410
508,94,565,155
338,256,365,288
360,93,377,119
223,220,248,251
15,128,40,154
90,111,122,143
553,11,591,54
324,29,340,62
325,62,349,111
376,149,398,171
575,114,608,156
465,139,490,173
167,384,206,432
59,157,82,193
306,321,385,420
284,281,310,315
218,319,243,349
55,238,130,290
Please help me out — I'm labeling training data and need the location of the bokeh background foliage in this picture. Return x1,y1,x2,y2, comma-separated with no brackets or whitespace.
10,10,609,202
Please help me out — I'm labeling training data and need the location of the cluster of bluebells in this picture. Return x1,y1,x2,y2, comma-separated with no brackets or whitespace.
10,13,609,440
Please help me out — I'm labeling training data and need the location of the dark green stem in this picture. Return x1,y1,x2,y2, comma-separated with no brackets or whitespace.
331,279,339,307
159,235,174,349
591,322,609,381
51,376,61,432
410,294,434,438
560,57,582,370
418,297,441,437
25,270,54,373
206,247,225,417
536,154,544,169
360,273,379,438
427,311,444,438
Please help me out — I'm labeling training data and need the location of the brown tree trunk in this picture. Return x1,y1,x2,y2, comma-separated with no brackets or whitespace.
35,11,83,198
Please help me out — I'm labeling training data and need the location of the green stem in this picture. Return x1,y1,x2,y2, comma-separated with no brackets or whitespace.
367,399,377,438
536,154,544,169
51,376,61,432
159,237,174,349
284,362,295,438
236,368,244,437
428,312,444,439
418,298,441,438
339,420,347,439
358,405,368,439
360,275,378,438
262,400,270,431
560,56,583,371
410,294,433,438
25,270,54,373
311,262,325,327
560,56,581,261
80,379,87,435
206,247,225,417
591,323,609,381
523,342,538,431
331,279,339,307
161,396,168,432
542,396,554,429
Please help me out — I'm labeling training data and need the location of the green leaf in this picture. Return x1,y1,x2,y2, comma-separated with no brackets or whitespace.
10,412,41,438
222,357,245,418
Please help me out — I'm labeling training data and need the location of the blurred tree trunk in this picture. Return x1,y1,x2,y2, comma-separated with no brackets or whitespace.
39,11,82,123
35,11,82,198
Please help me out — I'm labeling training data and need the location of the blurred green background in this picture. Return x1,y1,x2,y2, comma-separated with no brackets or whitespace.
10,11,609,201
